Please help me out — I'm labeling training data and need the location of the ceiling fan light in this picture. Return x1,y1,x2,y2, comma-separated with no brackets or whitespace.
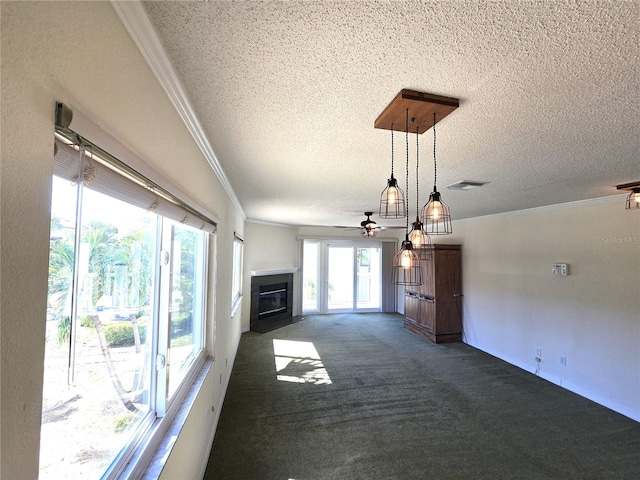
421,190,452,235
361,226,378,237
360,211,378,229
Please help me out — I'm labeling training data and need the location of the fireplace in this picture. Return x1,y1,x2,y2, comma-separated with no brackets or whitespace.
250,273,295,333
258,283,288,319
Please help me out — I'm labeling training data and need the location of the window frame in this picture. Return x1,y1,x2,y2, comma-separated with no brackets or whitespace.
231,233,244,316
43,126,216,480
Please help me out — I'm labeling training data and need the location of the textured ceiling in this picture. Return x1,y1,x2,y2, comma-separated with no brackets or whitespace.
141,0,639,229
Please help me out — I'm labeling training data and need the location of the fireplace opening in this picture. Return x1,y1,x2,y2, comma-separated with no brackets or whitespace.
250,273,297,333
258,283,288,319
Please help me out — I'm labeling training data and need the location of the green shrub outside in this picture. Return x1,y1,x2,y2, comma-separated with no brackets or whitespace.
104,320,147,347
80,315,95,328
170,312,193,336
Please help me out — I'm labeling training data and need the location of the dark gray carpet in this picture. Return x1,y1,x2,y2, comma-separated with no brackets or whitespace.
204,313,640,480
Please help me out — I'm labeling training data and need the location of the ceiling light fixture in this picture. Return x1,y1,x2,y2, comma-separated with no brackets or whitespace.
360,212,378,237
379,124,406,219
421,112,453,235
392,109,423,286
617,181,640,210
408,124,432,260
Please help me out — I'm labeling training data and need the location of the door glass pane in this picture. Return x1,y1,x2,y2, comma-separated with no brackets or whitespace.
167,222,205,400
40,177,156,479
302,241,319,312
356,247,381,309
327,246,354,310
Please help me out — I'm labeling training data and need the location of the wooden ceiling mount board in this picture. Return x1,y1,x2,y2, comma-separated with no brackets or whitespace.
375,89,459,134
616,181,640,190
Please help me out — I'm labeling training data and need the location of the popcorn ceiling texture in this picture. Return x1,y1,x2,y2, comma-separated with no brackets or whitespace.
143,0,639,227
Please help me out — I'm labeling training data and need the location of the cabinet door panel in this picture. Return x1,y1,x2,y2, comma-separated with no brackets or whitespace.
404,293,420,324
419,297,436,333
434,301,462,335
419,257,435,296
434,250,461,299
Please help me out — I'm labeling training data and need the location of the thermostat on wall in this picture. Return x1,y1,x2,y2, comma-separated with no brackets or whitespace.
552,263,568,276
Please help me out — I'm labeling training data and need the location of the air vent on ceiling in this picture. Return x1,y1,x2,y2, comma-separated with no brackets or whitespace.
446,180,488,191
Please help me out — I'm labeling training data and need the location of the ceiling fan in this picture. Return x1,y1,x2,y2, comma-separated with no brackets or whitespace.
334,212,405,237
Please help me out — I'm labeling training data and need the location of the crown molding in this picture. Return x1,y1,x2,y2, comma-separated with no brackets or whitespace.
110,0,246,220
454,194,627,224
245,218,300,229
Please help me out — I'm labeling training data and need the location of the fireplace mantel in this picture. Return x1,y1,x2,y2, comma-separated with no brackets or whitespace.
250,268,298,277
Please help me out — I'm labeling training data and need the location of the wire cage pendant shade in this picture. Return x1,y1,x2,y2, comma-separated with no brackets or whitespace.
379,124,406,219
392,237,423,286
421,112,453,235
626,188,640,210
409,217,432,260
379,176,406,218
422,191,452,234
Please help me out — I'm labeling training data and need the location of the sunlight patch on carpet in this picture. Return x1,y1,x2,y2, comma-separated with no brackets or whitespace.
273,339,332,385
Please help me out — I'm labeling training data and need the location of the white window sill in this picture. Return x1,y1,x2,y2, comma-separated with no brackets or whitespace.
136,356,214,479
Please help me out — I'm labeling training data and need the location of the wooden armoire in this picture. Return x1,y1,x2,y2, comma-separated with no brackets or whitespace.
404,244,462,343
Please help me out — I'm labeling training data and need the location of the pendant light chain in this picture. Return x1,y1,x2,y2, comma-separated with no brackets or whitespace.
390,123,394,176
405,109,410,233
433,112,437,190
416,124,420,216
380,120,405,219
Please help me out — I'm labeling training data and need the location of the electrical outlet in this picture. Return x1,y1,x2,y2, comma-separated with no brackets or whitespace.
535,348,542,358
552,263,568,276
560,356,567,366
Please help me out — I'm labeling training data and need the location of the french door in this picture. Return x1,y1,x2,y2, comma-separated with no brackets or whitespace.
302,240,381,314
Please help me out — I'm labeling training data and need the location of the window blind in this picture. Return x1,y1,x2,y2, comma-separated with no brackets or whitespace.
54,131,216,234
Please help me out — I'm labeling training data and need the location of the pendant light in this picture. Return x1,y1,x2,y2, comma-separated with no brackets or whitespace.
379,123,406,219
626,188,640,210
421,112,452,235
393,109,422,286
408,124,432,260
617,182,640,210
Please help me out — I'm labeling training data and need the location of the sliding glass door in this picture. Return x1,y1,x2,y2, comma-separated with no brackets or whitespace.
303,240,381,314
356,247,381,309
327,245,355,311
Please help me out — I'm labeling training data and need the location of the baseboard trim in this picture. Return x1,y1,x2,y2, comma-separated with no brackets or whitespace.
465,341,639,422
196,331,242,478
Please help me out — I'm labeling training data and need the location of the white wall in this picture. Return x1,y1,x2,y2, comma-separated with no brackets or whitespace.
446,197,640,420
1,2,243,478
